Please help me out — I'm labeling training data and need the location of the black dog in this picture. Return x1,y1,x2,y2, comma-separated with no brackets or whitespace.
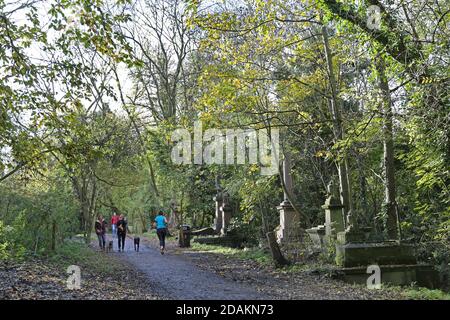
134,237,140,252
106,240,113,252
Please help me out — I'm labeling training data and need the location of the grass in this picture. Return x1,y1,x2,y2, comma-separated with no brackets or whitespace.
190,242,272,265
189,241,342,273
190,243,338,271
142,230,159,240
403,287,450,300
280,262,337,274
48,241,123,274
142,229,177,240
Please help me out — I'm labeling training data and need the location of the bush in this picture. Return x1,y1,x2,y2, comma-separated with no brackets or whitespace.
405,287,450,300
228,216,260,247
416,241,450,290
0,220,25,261
319,237,337,265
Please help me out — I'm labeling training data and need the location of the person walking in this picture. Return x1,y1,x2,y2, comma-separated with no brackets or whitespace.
153,211,168,255
117,214,127,252
111,212,119,239
95,215,107,251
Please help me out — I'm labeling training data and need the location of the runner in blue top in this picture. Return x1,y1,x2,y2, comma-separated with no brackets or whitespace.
153,211,168,254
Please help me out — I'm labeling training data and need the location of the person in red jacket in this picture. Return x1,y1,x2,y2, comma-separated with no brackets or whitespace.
111,212,119,239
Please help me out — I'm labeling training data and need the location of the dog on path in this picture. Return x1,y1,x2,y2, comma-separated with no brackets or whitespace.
134,237,140,252
106,240,113,252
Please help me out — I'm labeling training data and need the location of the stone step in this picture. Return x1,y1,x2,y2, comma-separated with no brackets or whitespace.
193,235,244,248
336,242,417,267
337,264,440,289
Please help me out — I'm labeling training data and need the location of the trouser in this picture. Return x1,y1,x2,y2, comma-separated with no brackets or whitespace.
118,232,126,250
157,228,167,248
112,224,117,238
97,233,106,249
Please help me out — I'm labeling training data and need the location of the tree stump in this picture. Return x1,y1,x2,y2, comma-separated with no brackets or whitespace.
266,231,289,267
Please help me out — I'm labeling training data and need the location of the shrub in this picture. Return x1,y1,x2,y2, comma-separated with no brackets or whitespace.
416,240,450,291
0,220,25,261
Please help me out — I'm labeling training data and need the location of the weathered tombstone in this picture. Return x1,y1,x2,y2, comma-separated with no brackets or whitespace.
213,194,223,233
305,225,326,251
220,191,232,236
323,178,345,240
336,209,367,245
276,153,301,243
305,180,343,251
213,175,223,233
333,196,437,288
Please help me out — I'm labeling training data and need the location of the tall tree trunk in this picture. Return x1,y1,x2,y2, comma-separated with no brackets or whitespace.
113,66,159,197
376,59,399,240
199,211,206,228
82,198,90,243
321,24,353,218
51,220,56,251
357,154,369,217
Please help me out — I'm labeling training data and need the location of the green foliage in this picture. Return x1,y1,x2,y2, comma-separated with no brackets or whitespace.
1,0,448,273
319,237,337,265
416,241,450,289
191,242,272,265
404,287,450,300
48,241,123,273
0,169,79,255
0,220,25,261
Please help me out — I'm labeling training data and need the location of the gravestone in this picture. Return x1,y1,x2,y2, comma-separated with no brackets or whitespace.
323,178,345,240
334,196,437,288
213,175,223,233
213,194,223,233
212,175,232,235
305,225,326,251
276,153,301,243
220,191,232,236
306,178,343,251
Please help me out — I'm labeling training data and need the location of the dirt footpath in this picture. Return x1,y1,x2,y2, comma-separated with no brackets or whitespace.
123,235,406,300
112,235,271,299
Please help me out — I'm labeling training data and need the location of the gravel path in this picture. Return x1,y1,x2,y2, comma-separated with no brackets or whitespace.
109,234,407,300
111,235,272,300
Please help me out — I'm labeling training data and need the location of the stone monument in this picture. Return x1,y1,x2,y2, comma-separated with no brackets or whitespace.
323,177,345,240
220,190,232,236
276,153,301,244
213,175,223,233
306,177,344,251
334,190,437,288
212,175,232,235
